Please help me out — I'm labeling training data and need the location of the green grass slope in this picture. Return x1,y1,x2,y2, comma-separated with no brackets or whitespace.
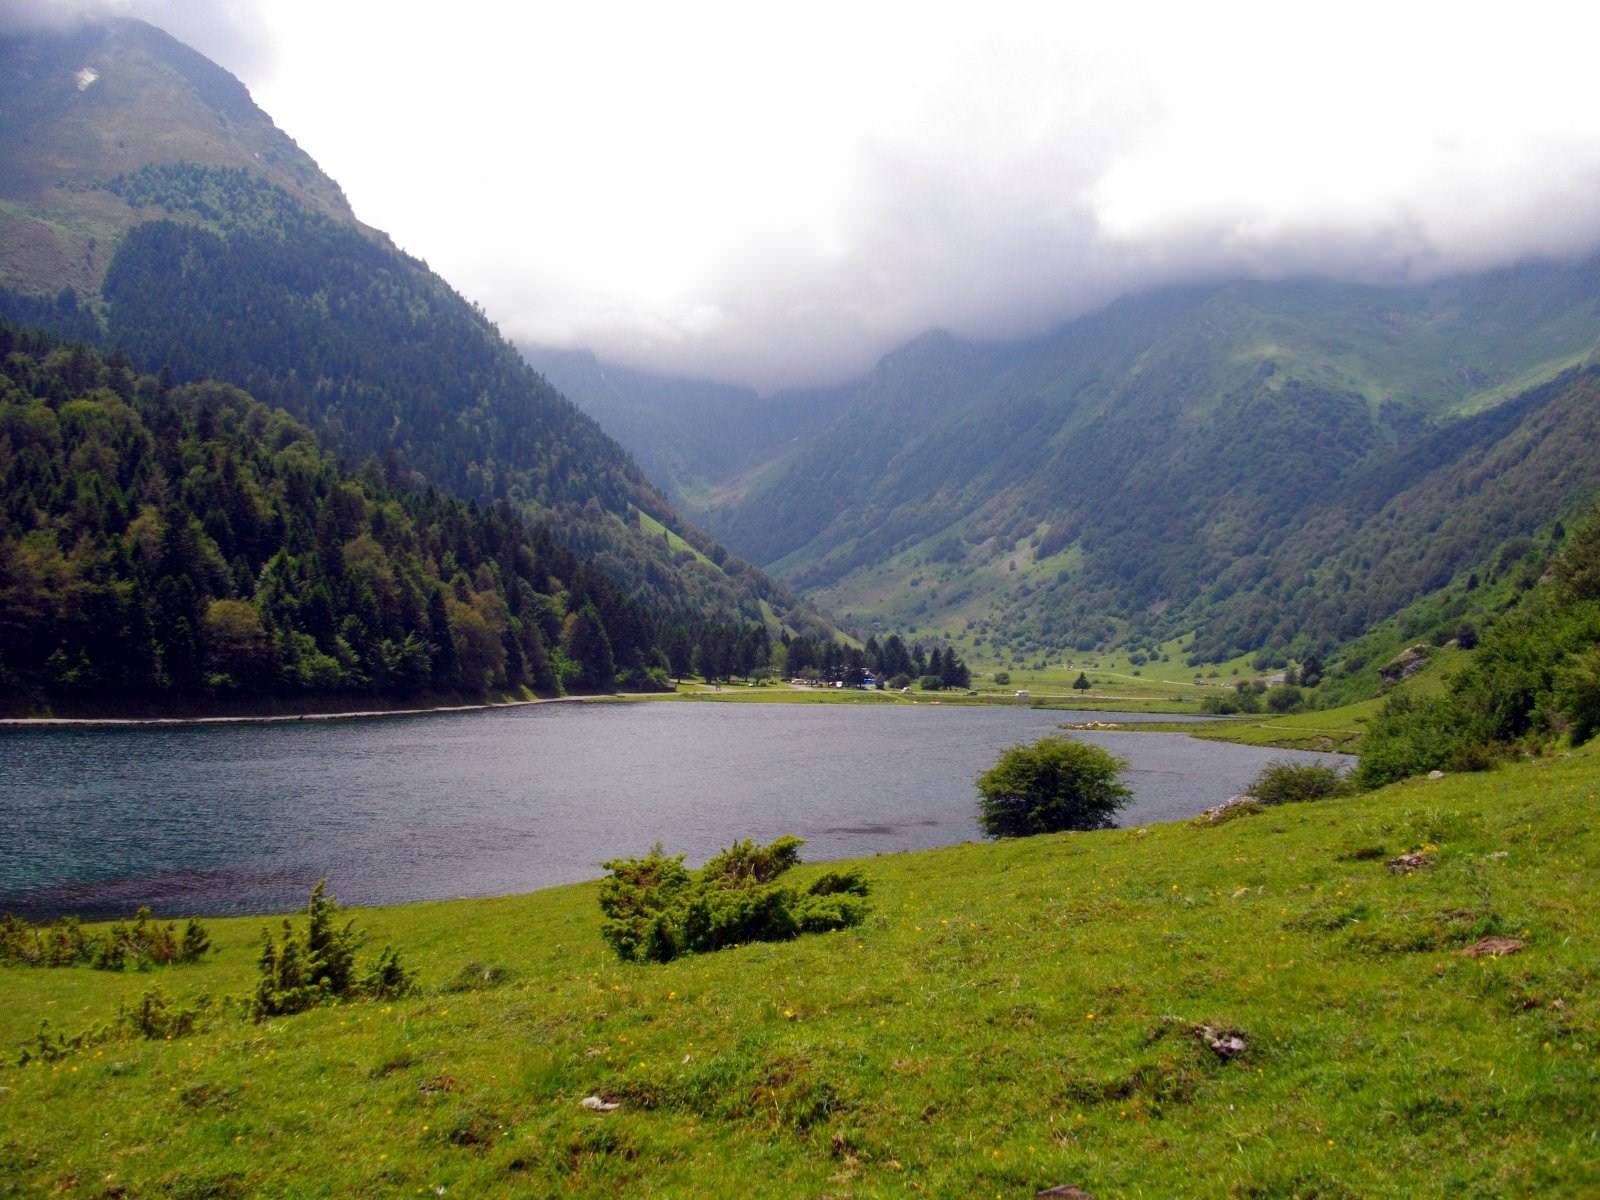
1124,699,1386,754
4,751,1597,1197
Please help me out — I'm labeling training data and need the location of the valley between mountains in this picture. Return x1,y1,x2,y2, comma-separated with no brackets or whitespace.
2,10,1600,1199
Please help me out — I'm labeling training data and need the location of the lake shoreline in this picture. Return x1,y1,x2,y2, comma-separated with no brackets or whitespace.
0,692,623,728
0,687,1201,728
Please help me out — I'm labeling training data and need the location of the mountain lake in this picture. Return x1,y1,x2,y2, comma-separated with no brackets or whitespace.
0,702,1350,917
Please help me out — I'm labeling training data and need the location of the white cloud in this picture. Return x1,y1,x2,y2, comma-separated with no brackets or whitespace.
23,0,1600,390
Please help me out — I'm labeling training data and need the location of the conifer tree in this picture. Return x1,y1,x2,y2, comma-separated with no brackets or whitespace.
427,588,458,689
562,603,616,691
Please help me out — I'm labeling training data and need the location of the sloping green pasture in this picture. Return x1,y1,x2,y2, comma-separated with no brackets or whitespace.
2,752,1597,1198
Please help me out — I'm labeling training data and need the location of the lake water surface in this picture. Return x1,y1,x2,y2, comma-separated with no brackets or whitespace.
0,702,1349,917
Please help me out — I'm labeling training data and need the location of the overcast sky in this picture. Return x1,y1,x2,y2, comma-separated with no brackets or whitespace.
25,0,1600,390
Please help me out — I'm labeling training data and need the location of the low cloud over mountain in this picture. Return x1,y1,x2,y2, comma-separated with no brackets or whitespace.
2,0,276,79
16,0,1600,391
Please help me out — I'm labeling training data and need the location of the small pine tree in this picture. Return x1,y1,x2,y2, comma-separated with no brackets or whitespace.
361,945,416,1000
253,881,412,1018
179,918,212,962
302,881,357,994
255,920,315,1018
561,603,617,691
428,588,459,689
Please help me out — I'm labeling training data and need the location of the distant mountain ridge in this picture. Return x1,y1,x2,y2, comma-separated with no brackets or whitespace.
537,265,1600,662
520,346,853,511
0,16,832,640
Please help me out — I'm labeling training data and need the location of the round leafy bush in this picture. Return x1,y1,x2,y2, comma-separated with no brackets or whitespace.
1247,760,1352,806
1265,684,1303,713
976,736,1131,837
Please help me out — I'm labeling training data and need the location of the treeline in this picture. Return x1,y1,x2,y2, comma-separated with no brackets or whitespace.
0,324,762,709
783,632,971,689
1357,503,1600,785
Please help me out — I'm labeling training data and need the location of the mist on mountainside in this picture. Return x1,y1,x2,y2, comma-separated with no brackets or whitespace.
538,261,1600,664
16,2,1595,392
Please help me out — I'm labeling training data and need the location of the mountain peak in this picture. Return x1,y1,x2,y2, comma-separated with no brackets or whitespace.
0,15,352,296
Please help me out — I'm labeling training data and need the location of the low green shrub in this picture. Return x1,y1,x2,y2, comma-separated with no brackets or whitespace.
598,836,869,963
0,908,211,970
1445,741,1499,773
1247,761,1354,807
15,985,215,1065
616,665,675,692
1355,692,1480,788
1554,645,1600,744
0,914,89,966
253,881,416,1018
115,985,211,1040
17,1020,87,1065
1265,685,1303,714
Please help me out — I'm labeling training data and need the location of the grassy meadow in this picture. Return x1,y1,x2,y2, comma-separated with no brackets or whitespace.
1151,701,1380,753
664,632,1258,714
3,747,1598,1198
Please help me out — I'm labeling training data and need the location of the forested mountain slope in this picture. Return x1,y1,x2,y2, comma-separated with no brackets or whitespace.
0,324,791,713
0,17,830,641
549,270,1600,662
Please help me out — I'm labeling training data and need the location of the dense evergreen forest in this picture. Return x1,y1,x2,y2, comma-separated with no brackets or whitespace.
0,324,791,713
779,632,971,690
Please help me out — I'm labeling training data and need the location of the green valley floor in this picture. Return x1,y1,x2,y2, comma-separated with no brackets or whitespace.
2,750,1598,1197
